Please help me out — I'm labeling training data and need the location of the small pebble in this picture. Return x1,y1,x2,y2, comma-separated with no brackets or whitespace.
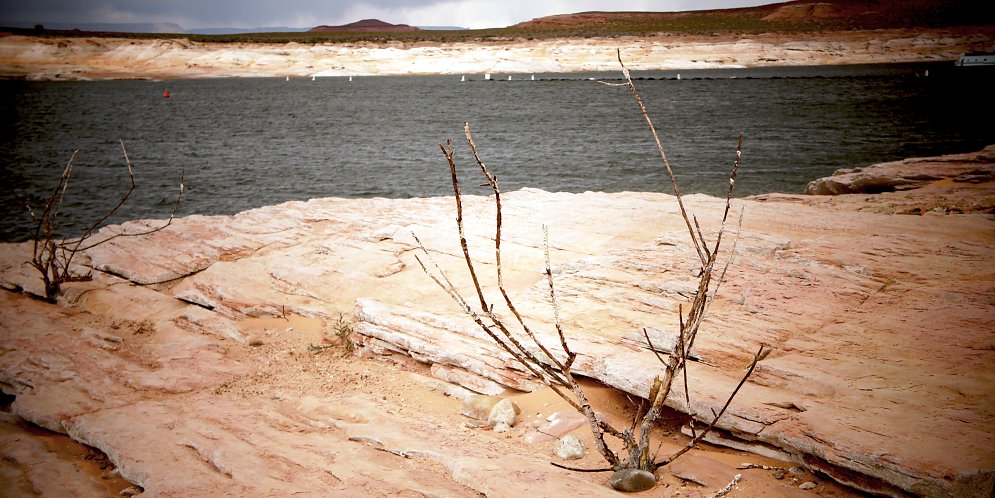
799,481,817,490
773,471,785,480
789,466,805,474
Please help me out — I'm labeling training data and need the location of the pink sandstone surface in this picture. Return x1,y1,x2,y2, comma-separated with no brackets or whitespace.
0,146,993,497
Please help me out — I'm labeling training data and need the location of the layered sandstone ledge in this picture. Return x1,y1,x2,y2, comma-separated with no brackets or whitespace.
0,146,993,497
1,27,994,80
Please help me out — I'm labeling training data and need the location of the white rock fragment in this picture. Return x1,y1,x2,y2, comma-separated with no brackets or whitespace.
553,435,585,460
487,399,519,427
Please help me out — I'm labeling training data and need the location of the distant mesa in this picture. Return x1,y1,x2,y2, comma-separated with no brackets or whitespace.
309,19,420,33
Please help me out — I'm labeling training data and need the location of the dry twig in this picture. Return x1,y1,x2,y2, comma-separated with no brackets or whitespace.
737,463,784,471
709,473,742,498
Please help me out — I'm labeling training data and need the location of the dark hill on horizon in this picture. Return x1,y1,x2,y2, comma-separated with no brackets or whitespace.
309,19,419,33
514,0,989,33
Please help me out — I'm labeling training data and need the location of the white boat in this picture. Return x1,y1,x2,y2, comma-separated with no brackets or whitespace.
957,52,995,66
311,75,315,81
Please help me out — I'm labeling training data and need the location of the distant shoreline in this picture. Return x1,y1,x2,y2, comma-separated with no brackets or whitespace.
1,27,992,81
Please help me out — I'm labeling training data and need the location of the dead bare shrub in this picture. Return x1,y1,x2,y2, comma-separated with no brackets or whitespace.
26,140,183,302
415,53,769,489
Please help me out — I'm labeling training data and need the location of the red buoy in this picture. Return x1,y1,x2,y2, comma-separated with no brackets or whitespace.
163,89,170,98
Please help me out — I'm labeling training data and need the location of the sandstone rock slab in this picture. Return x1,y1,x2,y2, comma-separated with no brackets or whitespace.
0,159,992,497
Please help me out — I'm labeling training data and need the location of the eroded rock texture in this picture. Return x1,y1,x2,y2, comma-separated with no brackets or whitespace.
1,147,993,497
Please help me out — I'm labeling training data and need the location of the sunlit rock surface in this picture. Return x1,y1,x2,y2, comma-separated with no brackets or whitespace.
1,147,993,496
0,27,992,80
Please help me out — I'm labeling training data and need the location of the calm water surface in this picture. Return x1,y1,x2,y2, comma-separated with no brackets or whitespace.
1,62,992,241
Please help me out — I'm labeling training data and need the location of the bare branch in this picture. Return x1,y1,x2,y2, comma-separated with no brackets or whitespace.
642,327,669,366
440,140,490,314
738,463,783,471
412,236,568,390
463,124,571,374
615,49,706,266
26,142,184,301
64,139,138,253
550,462,614,472
77,166,185,250
544,225,572,363
420,130,632,468
700,132,745,267
655,344,769,469
709,474,742,498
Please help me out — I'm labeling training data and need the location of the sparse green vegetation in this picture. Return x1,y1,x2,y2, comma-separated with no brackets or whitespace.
308,313,355,354
332,312,355,353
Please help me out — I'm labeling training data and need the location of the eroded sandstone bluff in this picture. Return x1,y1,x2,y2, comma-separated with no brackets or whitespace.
0,147,993,497
1,26,993,80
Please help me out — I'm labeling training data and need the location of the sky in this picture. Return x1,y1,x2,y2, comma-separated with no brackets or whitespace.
0,0,776,30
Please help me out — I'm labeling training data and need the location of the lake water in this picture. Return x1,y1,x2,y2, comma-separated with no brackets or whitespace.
2,62,992,241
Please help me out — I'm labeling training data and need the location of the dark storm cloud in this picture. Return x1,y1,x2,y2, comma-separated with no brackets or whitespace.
0,0,441,27
0,0,774,30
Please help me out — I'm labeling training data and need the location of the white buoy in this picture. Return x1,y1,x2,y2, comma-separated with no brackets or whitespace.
508,75,512,80
925,69,929,77
311,75,315,81
285,75,289,81
677,73,681,80
484,73,491,80
349,76,353,82
531,74,535,80
461,75,465,82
